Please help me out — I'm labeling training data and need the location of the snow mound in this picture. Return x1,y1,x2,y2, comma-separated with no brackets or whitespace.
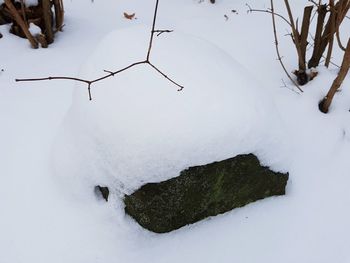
53,26,288,198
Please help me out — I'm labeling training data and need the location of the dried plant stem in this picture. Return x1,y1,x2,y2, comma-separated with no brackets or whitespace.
300,5,313,69
325,0,335,67
42,0,54,44
19,0,27,26
270,0,303,92
53,0,64,31
320,38,350,113
309,0,349,68
246,4,292,26
284,0,306,71
4,0,38,48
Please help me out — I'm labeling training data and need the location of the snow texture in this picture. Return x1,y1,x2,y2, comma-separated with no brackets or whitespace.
1,0,350,263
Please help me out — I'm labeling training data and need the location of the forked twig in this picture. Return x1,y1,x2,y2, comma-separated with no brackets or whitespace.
246,3,292,26
16,0,184,100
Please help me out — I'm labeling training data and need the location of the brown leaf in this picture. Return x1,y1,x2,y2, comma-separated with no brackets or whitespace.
123,12,136,20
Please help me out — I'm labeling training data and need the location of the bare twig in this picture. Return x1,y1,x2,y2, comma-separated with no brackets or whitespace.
246,3,292,26
146,0,160,61
284,0,306,72
149,62,184,91
16,0,184,100
153,29,173,36
280,79,302,94
323,54,340,67
270,0,303,92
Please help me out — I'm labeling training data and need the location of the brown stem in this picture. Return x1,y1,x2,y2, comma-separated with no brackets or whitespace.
19,0,27,26
4,0,38,48
284,0,306,71
53,0,64,31
308,0,349,68
320,38,350,113
308,3,327,68
336,28,347,51
335,0,350,51
325,0,335,67
270,0,303,92
42,0,54,44
300,6,313,69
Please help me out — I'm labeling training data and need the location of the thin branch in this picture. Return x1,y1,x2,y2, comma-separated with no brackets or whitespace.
281,79,302,95
323,54,340,67
16,60,147,95
149,62,184,91
246,3,292,26
146,0,160,61
90,61,146,83
153,29,173,36
270,0,303,92
15,76,91,84
16,0,184,100
88,83,92,101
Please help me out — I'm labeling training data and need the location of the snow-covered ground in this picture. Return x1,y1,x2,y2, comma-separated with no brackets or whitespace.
1,0,350,262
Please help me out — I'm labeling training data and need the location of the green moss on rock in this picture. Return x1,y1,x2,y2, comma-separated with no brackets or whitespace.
124,154,288,233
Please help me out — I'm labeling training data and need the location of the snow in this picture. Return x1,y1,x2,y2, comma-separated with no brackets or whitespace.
25,0,38,6
1,0,350,263
54,26,286,197
28,23,41,36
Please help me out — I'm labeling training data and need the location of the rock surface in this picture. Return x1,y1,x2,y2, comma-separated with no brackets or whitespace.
124,154,288,233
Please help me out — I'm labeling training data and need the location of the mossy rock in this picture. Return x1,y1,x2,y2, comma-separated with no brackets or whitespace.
124,154,288,233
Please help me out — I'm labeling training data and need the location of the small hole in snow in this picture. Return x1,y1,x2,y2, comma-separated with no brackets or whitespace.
94,185,109,202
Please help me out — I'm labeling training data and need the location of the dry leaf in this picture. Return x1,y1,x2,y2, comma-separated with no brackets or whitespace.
124,12,136,20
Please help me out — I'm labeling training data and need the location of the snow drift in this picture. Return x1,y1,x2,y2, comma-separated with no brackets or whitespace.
53,26,288,201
